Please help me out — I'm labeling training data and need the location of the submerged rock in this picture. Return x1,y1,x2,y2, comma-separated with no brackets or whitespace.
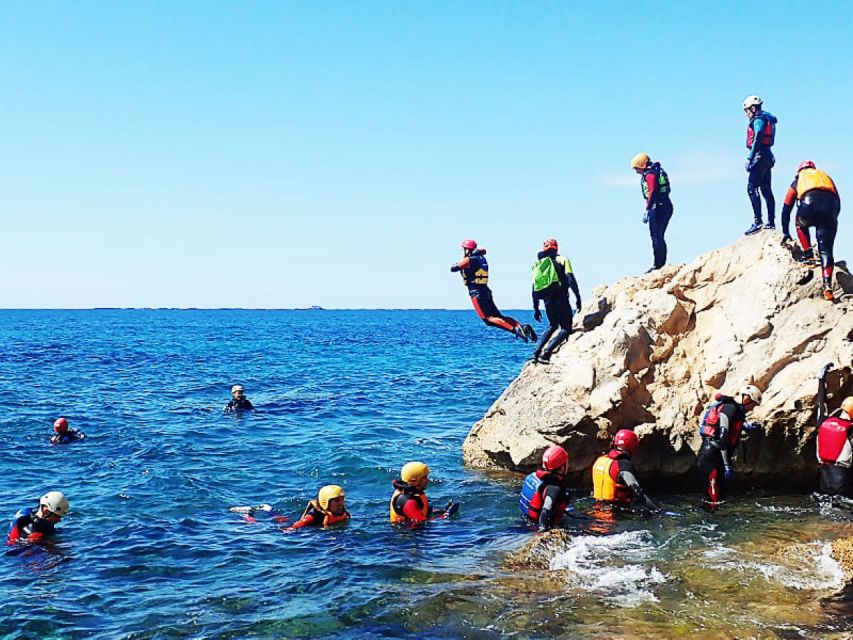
463,234,853,487
503,528,572,571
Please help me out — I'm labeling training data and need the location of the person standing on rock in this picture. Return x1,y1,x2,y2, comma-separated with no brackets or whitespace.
519,445,573,530
742,95,778,235
815,363,853,497
695,385,762,508
592,430,660,513
451,239,536,342
779,161,841,301
630,153,674,272
531,238,581,364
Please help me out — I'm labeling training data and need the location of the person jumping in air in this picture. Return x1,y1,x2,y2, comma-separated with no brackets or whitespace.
780,161,842,301
531,238,581,364
742,95,778,235
631,153,674,272
815,363,853,498
695,385,762,509
451,239,535,342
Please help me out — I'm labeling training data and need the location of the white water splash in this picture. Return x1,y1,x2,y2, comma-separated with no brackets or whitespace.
550,530,667,607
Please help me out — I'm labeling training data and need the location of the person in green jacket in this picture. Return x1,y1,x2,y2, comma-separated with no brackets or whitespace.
531,239,582,364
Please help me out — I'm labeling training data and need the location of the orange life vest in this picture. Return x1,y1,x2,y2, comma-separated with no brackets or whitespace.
301,500,350,527
389,490,429,524
796,168,838,199
591,453,632,505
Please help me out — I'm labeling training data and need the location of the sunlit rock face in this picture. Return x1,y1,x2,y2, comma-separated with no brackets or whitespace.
463,233,853,488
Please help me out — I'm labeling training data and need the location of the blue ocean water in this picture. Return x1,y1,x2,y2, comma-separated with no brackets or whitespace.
2,310,851,639
0,310,531,638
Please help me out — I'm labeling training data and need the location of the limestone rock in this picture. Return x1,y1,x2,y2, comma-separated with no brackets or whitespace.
462,234,853,487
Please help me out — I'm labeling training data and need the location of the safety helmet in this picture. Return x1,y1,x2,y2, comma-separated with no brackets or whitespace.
317,485,345,510
797,160,816,174
231,385,244,394
541,445,569,471
630,153,650,170
742,95,763,110
401,461,430,484
613,429,639,456
53,417,69,434
542,238,558,251
739,384,762,406
842,397,853,417
461,239,477,251
39,491,69,517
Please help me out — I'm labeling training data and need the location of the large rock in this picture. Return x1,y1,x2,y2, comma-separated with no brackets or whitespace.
463,233,853,487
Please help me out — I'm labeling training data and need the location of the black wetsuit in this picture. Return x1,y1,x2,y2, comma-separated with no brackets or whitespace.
453,251,523,334
532,250,581,360
696,400,746,504
50,430,85,444
8,508,55,543
816,374,853,497
224,397,254,413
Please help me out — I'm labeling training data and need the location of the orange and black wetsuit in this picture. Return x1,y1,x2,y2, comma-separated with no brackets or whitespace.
288,501,350,530
780,170,840,290
451,249,523,334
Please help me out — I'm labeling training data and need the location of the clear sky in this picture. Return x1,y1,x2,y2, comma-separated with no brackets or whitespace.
2,1,851,309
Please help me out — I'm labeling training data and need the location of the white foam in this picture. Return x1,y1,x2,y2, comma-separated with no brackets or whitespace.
550,530,667,607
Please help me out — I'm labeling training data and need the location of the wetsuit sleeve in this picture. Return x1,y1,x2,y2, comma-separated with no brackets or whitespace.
780,179,798,235
288,512,317,530
451,257,471,273
245,400,254,410
401,499,428,523
644,172,657,210
817,373,827,425
747,117,764,161
537,484,565,530
224,402,233,413
616,461,644,504
566,273,581,309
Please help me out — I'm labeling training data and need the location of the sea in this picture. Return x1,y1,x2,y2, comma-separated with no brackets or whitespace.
0,309,851,639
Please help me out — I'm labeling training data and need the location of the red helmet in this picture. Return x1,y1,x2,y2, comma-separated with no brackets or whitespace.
797,160,816,173
613,429,639,455
53,417,69,434
543,238,558,251
541,445,569,471
461,239,478,250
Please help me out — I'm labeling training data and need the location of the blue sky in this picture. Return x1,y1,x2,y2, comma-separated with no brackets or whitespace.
2,2,851,308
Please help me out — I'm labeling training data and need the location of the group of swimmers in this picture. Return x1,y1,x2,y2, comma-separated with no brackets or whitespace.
7,94,850,544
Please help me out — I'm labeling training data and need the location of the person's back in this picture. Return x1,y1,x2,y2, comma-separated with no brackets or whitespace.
815,363,853,497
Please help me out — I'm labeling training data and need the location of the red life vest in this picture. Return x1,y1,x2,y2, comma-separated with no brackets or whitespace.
746,113,776,149
817,416,853,467
699,398,744,448
518,469,569,523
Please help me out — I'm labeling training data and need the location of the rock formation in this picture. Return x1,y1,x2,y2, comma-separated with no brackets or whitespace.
463,233,853,487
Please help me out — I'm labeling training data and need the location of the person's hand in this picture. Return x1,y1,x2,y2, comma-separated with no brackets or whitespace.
575,300,582,314
642,210,649,224
743,420,760,432
723,465,734,481
533,308,542,322
450,264,459,272
819,362,834,379
745,159,755,172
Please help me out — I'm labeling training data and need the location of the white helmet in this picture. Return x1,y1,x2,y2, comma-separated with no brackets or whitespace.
231,385,244,394
40,491,69,517
742,95,763,110
739,384,762,406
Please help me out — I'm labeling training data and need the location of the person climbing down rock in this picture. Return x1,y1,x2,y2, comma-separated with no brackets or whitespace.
631,153,674,272
451,239,535,342
742,95,778,235
531,238,581,364
592,429,660,514
815,362,853,497
780,161,841,301
695,385,762,509
519,445,573,530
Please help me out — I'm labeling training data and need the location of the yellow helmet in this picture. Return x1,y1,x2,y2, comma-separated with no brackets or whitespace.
317,485,345,510
401,461,430,484
842,397,853,417
630,153,650,170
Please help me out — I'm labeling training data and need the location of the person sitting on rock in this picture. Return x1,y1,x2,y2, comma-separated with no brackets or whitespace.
815,363,853,498
519,445,573,530
285,485,351,531
592,429,659,513
49,417,86,445
390,462,458,526
224,385,254,413
695,385,762,508
531,238,582,364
